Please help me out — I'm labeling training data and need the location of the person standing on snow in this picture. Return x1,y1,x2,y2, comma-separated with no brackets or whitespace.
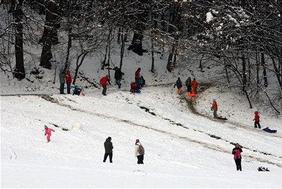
253,111,261,129
211,99,218,118
44,125,55,143
232,143,243,171
135,67,141,83
103,137,113,163
174,77,183,94
100,75,110,96
135,139,145,164
65,70,72,94
114,67,124,89
191,78,199,94
185,77,192,93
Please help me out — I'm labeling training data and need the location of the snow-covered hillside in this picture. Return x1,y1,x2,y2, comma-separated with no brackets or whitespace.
1,86,282,188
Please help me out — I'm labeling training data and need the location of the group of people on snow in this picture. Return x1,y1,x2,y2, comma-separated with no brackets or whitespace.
174,77,199,97
98,67,145,96
44,125,244,170
59,68,84,96
103,137,145,164
130,67,145,94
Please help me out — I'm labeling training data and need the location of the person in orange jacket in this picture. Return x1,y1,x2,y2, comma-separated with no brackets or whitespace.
211,99,218,118
191,78,199,94
65,70,72,94
253,111,261,129
100,75,110,96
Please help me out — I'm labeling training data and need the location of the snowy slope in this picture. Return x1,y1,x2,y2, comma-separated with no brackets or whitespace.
1,86,282,188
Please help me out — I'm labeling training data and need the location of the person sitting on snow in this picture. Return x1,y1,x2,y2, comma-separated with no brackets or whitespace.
130,82,140,94
73,85,83,96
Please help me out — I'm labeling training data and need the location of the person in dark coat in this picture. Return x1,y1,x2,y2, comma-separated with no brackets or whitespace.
103,137,113,163
59,68,65,94
114,67,124,89
185,77,192,93
232,143,243,171
174,77,183,94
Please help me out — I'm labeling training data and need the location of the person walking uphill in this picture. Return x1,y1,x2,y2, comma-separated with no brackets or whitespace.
191,78,199,94
174,77,183,94
253,111,261,129
232,143,243,171
44,126,55,143
103,137,113,163
185,77,192,93
114,67,124,89
100,75,110,96
135,139,145,164
65,70,72,94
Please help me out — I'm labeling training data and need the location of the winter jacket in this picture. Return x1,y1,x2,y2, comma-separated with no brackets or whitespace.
65,71,72,84
45,127,55,136
104,138,113,153
175,78,182,89
135,68,141,81
254,112,260,122
135,143,145,156
114,68,124,80
232,147,242,159
185,78,191,87
211,101,218,111
130,82,139,92
59,70,65,84
100,76,110,87
191,79,199,89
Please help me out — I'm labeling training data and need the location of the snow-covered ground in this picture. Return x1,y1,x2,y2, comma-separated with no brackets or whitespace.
1,86,282,188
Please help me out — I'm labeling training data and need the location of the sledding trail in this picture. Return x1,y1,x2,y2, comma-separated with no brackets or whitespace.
181,83,282,139
40,94,282,168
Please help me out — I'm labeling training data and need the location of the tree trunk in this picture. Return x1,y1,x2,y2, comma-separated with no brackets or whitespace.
65,27,72,71
73,51,88,85
242,54,247,91
119,28,125,70
261,53,268,87
256,50,260,93
13,0,25,80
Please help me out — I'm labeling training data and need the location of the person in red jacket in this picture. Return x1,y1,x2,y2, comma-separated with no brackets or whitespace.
191,78,199,94
232,143,243,171
44,126,55,143
253,111,261,129
135,67,141,83
65,70,72,94
211,99,218,118
130,82,140,94
100,75,110,96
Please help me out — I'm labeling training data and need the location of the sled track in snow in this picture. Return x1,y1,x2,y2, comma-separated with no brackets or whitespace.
179,83,282,139
40,94,282,168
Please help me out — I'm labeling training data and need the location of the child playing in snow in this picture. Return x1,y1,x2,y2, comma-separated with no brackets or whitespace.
253,111,261,129
44,126,55,143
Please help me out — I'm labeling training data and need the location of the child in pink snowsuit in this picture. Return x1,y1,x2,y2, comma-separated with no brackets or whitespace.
44,126,55,142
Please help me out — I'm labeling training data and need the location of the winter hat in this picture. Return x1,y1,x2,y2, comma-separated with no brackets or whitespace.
135,139,140,145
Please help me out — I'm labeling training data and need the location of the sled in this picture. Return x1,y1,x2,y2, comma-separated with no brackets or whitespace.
216,116,228,120
258,166,270,172
262,127,277,133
